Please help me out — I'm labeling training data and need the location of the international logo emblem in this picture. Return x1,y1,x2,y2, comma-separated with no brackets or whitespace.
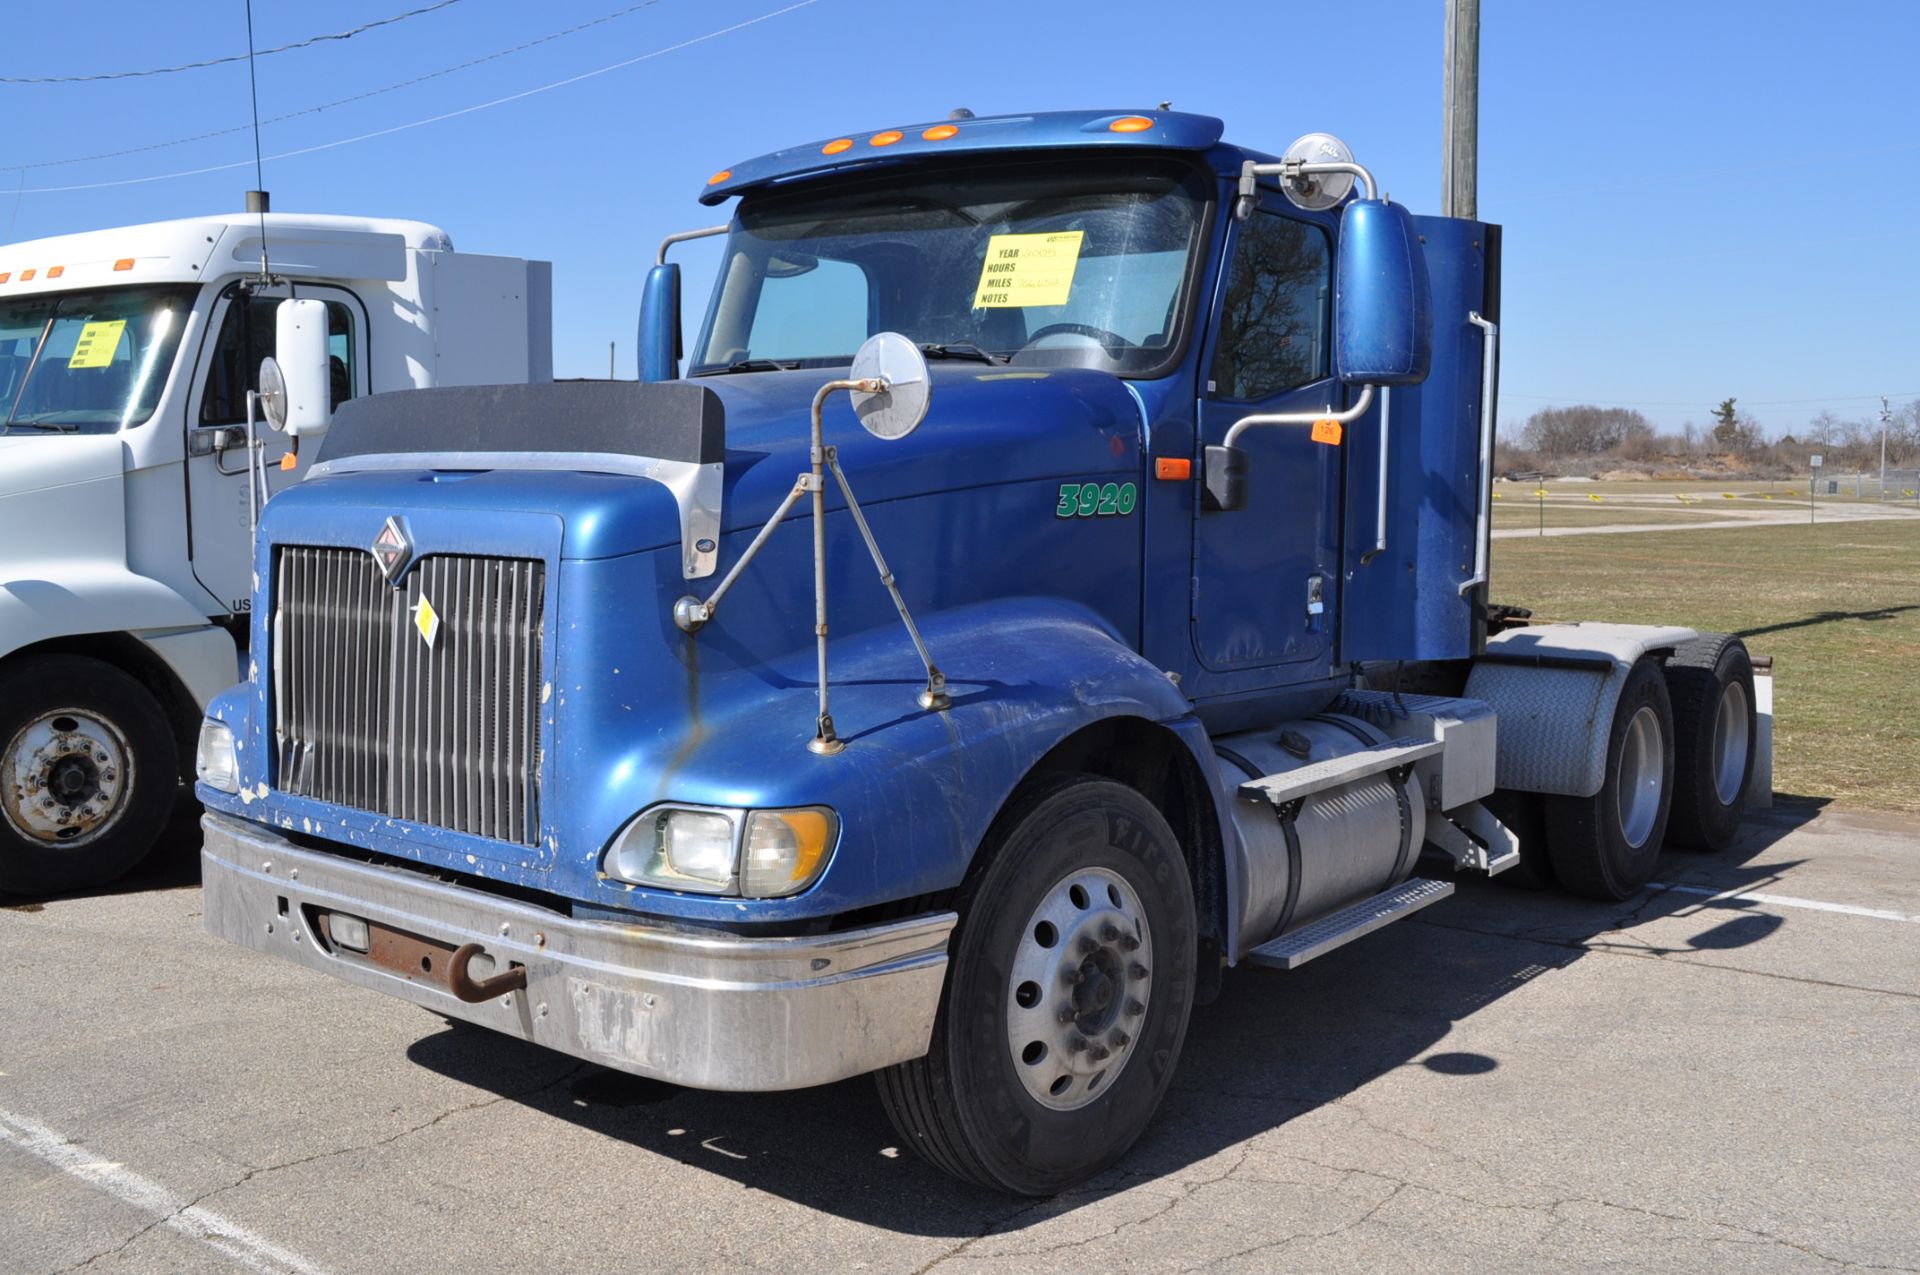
372,516,411,583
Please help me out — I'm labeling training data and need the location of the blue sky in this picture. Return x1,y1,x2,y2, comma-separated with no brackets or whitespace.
5,0,1915,435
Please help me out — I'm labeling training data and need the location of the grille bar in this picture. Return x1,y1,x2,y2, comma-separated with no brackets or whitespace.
275,546,544,846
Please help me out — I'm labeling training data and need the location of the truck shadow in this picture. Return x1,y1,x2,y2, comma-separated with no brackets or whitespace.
402,795,1832,1236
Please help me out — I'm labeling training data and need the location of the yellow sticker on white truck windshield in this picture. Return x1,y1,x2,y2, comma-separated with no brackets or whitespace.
973,231,1083,308
67,320,126,369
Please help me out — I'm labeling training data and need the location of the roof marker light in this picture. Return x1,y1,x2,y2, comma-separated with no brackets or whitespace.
46,266,63,278
1109,116,1155,133
707,169,732,186
0,273,10,284
869,130,904,147
922,124,959,141
113,258,135,271
18,269,33,281
822,138,853,155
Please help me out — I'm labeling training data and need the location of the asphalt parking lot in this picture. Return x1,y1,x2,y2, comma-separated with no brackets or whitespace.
3,797,1916,1275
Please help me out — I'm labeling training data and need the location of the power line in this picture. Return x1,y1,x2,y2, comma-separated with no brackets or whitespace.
11,1,820,196
1503,391,1920,409
2,0,668,174
1,0,463,84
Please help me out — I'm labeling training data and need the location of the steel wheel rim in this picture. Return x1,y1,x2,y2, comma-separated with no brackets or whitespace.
1,708,135,848
1710,681,1750,807
1005,865,1153,1111
1616,705,1664,849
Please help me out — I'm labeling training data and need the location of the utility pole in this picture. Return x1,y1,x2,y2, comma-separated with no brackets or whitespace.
1443,0,1480,219
1881,396,1892,501
610,341,616,380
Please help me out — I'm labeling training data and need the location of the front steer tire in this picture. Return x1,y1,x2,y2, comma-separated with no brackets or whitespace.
876,775,1197,1195
1544,657,1675,901
0,655,178,896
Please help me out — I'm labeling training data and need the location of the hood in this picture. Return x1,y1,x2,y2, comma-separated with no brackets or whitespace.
704,363,1146,536
283,365,1147,563
0,433,125,502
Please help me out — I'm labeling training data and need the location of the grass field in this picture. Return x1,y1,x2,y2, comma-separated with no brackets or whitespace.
1491,518,1920,812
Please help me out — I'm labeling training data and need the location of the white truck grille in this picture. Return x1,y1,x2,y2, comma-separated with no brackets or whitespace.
273,546,545,846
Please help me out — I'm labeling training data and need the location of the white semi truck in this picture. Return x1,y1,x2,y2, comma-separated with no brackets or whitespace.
0,208,551,894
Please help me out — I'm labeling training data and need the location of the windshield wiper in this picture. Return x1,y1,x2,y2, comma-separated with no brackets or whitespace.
696,358,802,375
917,342,1004,365
4,420,78,433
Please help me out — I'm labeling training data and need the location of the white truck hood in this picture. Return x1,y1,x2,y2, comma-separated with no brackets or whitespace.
0,433,125,502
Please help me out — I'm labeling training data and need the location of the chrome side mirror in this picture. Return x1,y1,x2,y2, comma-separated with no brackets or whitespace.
849,331,932,439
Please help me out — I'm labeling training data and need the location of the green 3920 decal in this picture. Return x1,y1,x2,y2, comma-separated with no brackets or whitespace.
1055,481,1139,519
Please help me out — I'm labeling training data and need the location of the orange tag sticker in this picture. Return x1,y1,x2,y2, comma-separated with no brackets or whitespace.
279,452,298,471
1310,419,1343,446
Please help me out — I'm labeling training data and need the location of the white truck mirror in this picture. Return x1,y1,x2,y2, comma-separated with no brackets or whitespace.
273,298,332,437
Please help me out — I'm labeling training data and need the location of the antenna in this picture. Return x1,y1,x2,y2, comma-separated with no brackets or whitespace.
244,0,273,282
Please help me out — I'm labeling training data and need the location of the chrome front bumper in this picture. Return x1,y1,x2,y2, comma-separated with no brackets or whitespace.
200,813,956,1091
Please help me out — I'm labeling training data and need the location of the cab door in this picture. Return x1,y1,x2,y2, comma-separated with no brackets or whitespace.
1190,199,1343,678
184,282,366,614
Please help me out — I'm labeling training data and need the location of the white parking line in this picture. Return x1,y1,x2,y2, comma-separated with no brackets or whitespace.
0,1106,329,1275
1650,882,1920,925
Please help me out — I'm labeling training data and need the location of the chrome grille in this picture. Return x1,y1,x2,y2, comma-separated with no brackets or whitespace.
274,546,545,845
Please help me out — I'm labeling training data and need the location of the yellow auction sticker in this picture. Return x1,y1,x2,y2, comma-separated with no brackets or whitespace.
974,231,1083,308
67,319,127,369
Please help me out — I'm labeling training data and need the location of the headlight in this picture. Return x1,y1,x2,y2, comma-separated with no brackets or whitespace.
195,718,240,793
601,805,838,898
741,808,836,898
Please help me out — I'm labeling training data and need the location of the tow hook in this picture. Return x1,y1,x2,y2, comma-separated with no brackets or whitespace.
446,943,528,1004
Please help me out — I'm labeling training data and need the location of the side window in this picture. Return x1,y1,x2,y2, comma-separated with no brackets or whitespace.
1208,211,1332,402
744,258,869,360
200,293,357,425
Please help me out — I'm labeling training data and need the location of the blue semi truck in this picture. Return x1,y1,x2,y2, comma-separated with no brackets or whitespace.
194,111,1759,1194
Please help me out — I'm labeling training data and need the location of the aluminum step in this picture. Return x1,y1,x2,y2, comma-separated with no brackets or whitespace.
1243,877,1456,971
1239,737,1443,806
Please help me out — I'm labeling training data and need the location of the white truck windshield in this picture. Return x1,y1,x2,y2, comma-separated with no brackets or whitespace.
1,284,197,434
692,157,1210,377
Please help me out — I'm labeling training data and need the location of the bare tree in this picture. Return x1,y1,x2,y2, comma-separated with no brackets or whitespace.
1520,404,1655,455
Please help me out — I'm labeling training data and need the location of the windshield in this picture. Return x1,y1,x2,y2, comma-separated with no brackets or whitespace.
691,156,1211,377
1,284,197,434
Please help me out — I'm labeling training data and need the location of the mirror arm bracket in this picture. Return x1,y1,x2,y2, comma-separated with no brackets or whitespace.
1237,158,1378,219
1223,382,1376,450
655,224,729,266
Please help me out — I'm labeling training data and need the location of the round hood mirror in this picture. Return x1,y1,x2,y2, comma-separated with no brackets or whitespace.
850,331,931,440
1280,132,1356,212
256,356,289,431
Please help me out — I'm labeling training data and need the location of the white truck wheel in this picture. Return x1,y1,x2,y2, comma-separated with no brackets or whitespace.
0,655,178,896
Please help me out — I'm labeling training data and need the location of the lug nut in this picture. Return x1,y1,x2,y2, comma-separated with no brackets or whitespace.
1077,936,1097,956
1126,997,1146,1017
1099,922,1119,942
1129,963,1149,981
1088,1044,1111,1062
1121,935,1140,952
1110,1030,1131,1048
1057,1004,1077,1024
1066,1033,1087,1054
1062,967,1083,985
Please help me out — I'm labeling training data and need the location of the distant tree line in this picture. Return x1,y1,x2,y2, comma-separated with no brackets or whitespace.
1498,396,1920,476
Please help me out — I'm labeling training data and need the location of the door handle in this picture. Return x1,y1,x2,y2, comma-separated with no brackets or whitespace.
1459,312,1498,596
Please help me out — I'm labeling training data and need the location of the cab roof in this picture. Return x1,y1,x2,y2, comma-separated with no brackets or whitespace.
698,109,1239,205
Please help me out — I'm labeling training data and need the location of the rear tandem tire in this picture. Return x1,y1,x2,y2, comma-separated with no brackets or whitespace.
1663,634,1756,852
875,775,1196,1195
1544,657,1675,901
0,655,178,896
